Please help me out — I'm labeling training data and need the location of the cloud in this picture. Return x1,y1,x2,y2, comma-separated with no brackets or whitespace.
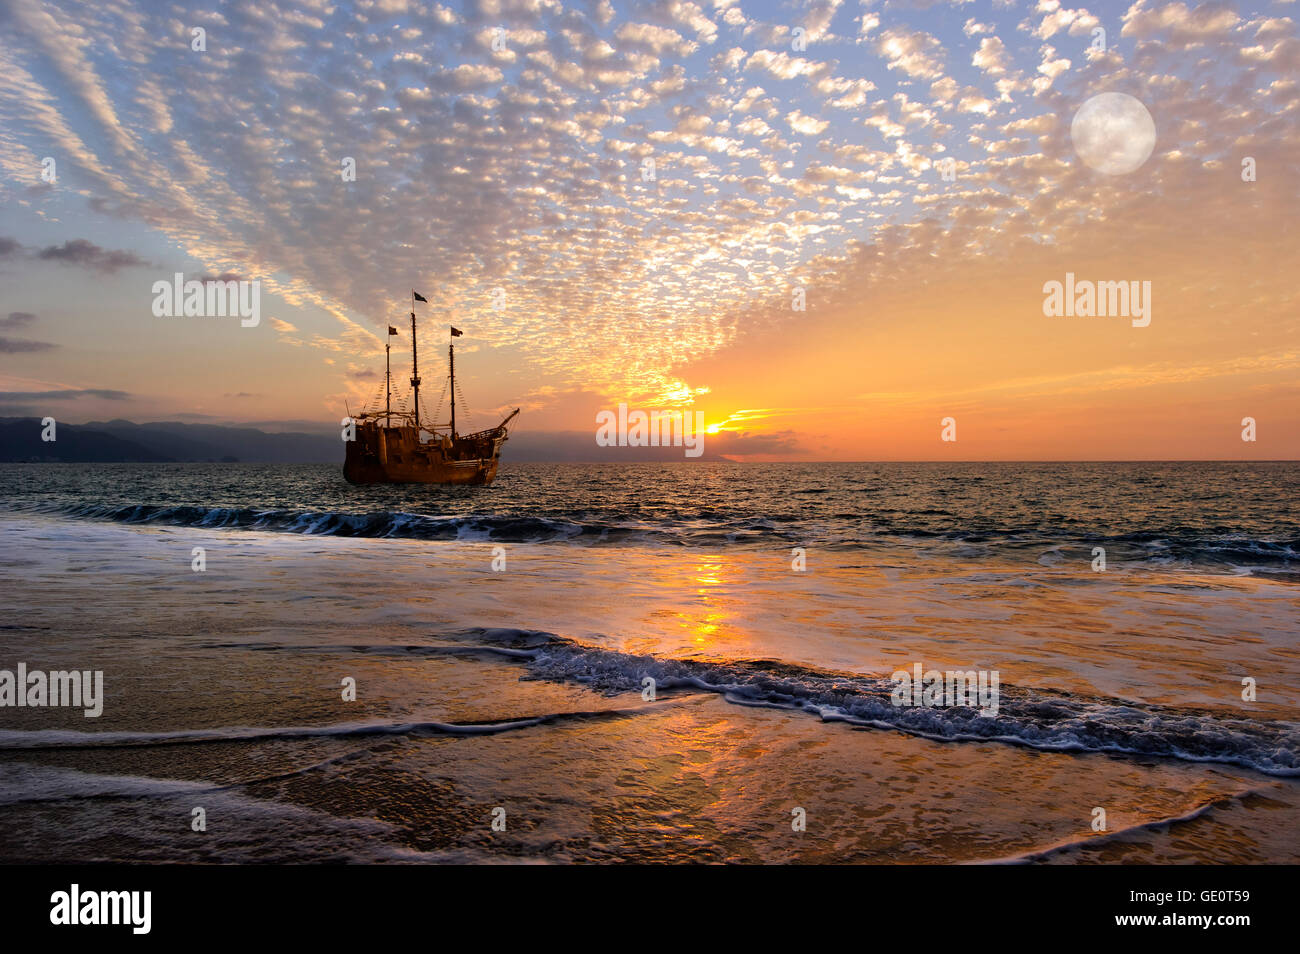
1032,2,1100,41
1,311,37,327
615,22,696,57
745,49,830,80
35,239,149,272
1122,0,1241,44
787,110,830,135
802,0,844,42
0,388,129,400
876,27,947,79
709,428,802,457
0,336,56,353
973,36,1010,75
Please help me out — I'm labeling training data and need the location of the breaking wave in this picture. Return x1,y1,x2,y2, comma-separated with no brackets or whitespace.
7,499,1299,568
475,629,1300,777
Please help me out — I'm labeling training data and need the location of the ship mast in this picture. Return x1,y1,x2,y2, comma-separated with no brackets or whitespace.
385,333,391,425
449,336,456,437
410,291,421,433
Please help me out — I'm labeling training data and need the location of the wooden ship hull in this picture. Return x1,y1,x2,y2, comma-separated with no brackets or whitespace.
344,291,518,486
344,422,509,485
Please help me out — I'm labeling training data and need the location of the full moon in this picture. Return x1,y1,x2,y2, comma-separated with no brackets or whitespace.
1070,92,1156,175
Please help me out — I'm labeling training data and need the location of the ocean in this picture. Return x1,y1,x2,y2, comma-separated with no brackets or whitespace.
1,461,1297,863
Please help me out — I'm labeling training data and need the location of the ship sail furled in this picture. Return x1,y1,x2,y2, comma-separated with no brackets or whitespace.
343,293,519,486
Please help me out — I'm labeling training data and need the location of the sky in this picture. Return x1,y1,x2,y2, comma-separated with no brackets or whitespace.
0,0,1295,460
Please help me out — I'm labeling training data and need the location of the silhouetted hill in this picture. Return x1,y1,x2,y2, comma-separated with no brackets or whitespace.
0,418,338,463
0,419,173,462
82,419,338,463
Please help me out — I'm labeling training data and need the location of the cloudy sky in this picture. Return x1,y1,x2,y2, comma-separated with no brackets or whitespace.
0,0,1295,459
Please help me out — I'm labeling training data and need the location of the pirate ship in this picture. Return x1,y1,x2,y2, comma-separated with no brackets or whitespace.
344,291,518,485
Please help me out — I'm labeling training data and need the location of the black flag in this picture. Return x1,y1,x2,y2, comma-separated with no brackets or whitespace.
388,326,398,335
412,290,428,302
450,326,463,337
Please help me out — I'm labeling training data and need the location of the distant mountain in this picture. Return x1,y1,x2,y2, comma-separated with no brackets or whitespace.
0,418,338,463
0,419,173,462
82,419,339,463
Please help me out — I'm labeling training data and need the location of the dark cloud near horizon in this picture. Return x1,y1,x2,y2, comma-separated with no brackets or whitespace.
709,429,803,455
0,313,55,354
0,336,57,353
35,239,149,272
0,388,129,400
0,238,22,257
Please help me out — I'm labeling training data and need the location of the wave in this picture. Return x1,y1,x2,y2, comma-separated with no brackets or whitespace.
35,502,589,543
462,629,1298,777
5,500,1298,566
